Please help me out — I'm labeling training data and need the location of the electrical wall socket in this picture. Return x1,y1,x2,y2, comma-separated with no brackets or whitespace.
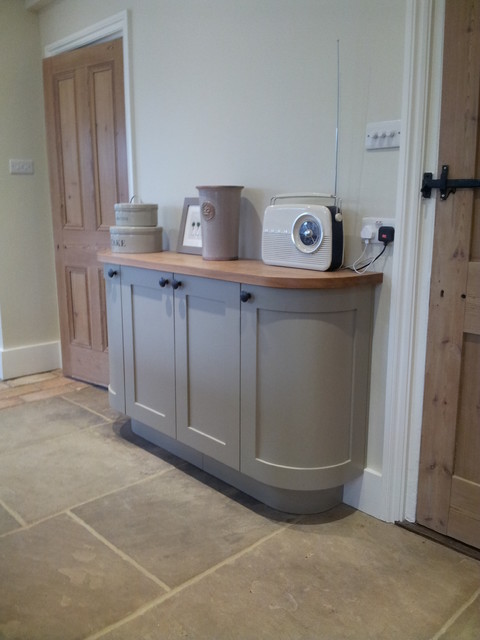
9,159,34,175
361,216,395,245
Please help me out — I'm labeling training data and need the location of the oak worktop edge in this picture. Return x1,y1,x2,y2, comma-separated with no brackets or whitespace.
98,250,383,289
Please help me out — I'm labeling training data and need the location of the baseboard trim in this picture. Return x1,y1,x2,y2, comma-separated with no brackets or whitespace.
343,467,386,521
0,341,61,380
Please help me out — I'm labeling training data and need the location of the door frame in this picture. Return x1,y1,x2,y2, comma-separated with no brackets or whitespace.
43,10,135,197
344,0,445,523
384,0,445,523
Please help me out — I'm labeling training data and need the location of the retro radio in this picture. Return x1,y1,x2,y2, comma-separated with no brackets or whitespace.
261,194,344,271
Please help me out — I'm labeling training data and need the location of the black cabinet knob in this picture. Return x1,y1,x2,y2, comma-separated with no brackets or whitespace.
240,291,251,303
107,269,118,278
172,279,182,290
159,277,169,288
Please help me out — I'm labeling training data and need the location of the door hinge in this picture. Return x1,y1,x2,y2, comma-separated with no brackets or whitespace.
421,164,480,200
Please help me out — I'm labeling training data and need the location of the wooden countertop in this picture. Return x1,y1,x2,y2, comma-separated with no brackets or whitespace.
98,250,383,290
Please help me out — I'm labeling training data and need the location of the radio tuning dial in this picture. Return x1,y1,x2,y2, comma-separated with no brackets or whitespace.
292,213,323,254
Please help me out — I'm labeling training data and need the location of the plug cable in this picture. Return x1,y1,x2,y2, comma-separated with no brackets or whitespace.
350,241,369,273
345,239,391,274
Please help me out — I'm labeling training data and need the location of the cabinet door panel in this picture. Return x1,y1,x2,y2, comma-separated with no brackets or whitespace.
241,286,374,491
175,276,240,469
122,267,176,437
104,264,125,413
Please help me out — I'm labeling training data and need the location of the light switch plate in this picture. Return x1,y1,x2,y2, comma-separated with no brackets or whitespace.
365,120,401,150
9,159,34,174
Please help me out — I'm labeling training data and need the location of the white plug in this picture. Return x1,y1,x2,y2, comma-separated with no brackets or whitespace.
360,225,375,242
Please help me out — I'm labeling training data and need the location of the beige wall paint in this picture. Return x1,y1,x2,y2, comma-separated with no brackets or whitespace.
0,0,59,378
38,0,405,256
37,0,406,473
0,0,407,475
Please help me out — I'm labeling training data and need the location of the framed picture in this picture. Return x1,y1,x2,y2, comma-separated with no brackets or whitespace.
177,197,202,255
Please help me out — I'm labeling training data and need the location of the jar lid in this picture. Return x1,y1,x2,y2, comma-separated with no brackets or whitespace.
114,203,158,211
196,185,243,190
110,226,162,234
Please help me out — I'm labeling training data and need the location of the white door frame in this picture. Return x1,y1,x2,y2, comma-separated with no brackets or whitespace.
383,0,444,523
344,0,444,523
44,10,136,197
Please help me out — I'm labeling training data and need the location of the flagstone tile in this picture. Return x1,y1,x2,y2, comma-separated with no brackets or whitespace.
0,514,163,640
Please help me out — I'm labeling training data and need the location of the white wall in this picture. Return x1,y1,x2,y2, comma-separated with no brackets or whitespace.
36,0,406,478
39,1,404,261
0,0,411,512
0,0,60,380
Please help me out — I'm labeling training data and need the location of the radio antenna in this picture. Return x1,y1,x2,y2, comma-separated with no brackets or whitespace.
333,39,340,200
269,40,342,208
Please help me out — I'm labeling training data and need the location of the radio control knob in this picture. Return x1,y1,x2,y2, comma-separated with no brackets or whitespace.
335,212,343,222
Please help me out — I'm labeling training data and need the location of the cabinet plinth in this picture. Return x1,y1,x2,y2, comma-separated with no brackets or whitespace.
102,253,381,513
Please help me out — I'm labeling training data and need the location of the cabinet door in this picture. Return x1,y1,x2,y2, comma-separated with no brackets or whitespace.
175,276,240,469
121,266,176,438
103,264,125,413
240,285,374,491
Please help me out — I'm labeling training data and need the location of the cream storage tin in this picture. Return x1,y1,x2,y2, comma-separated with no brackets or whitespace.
114,203,158,227
110,226,163,253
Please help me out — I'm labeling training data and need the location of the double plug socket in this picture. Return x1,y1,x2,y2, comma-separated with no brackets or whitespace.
361,217,395,245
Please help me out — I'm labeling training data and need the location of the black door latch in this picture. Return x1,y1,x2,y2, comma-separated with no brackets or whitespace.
421,164,480,200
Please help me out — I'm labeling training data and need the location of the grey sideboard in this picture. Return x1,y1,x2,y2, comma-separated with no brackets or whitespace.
99,250,383,514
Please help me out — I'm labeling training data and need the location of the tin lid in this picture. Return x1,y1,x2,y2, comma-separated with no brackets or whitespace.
114,203,158,212
195,185,244,190
110,226,162,234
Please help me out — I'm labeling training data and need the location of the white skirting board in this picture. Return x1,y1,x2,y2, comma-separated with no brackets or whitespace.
343,467,386,522
0,341,61,381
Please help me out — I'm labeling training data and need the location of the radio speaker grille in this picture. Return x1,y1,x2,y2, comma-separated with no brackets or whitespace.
262,232,332,269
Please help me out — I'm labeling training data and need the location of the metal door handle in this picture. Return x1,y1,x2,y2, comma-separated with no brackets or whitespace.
159,278,169,288
421,164,480,200
172,279,182,290
107,269,118,278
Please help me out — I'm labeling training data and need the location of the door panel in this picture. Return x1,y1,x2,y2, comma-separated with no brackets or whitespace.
44,39,128,386
455,335,480,484
97,267,108,353
90,64,122,229
57,73,83,228
66,267,91,347
103,265,125,413
240,286,373,491
121,267,176,438
175,276,240,469
417,0,480,549
464,264,480,333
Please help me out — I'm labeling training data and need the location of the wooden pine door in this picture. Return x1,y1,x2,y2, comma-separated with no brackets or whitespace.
43,38,128,386
416,0,480,549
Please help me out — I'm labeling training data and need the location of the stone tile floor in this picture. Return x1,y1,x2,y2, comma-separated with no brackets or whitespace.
0,370,479,639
